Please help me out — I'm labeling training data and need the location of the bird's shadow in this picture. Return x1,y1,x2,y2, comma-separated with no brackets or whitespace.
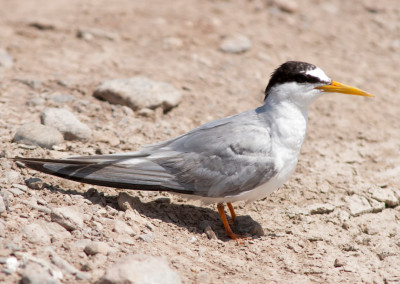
44,183,262,242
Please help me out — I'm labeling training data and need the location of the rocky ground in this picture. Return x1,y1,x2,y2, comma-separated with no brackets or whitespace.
1,0,400,283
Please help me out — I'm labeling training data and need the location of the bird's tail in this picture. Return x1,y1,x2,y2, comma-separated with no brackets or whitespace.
14,156,192,194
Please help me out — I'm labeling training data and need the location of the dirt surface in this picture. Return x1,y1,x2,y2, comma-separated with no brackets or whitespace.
1,0,400,283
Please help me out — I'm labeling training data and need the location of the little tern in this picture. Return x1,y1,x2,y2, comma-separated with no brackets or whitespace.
15,61,373,240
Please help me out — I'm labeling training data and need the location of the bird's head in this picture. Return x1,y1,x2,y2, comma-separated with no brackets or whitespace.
264,61,373,107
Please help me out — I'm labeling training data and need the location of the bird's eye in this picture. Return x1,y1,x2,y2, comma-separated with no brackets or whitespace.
294,74,308,83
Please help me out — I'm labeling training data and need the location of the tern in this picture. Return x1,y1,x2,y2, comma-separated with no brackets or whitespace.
15,61,373,241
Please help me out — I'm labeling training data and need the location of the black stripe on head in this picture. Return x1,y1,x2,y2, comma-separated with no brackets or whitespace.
264,61,328,100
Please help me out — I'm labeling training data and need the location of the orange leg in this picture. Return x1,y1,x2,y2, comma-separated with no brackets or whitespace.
227,202,236,223
217,203,244,242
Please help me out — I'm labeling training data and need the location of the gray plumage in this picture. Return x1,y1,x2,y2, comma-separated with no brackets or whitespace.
17,106,277,199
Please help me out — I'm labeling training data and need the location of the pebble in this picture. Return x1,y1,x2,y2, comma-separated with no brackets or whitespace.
271,0,298,13
23,223,51,244
219,34,252,54
93,130,120,147
26,97,46,107
25,177,44,190
113,220,137,236
334,258,346,267
13,123,64,149
41,108,91,140
47,93,74,104
139,233,155,242
199,221,218,240
98,254,182,284
5,256,19,273
369,186,399,207
84,241,110,255
234,215,265,237
2,170,22,184
77,27,119,41
93,77,182,112
20,262,59,284
0,48,14,68
8,186,24,196
51,206,84,231
345,195,374,216
305,203,335,215
0,196,6,214
12,183,28,192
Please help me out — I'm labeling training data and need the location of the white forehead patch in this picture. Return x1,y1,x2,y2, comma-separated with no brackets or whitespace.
305,67,331,82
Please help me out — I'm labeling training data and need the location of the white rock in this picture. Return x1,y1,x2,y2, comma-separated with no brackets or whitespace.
13,123,64,149
369,186,399,207
22,223,51,244
51,206,84,231
98,254,181,284
345,195,373,216
219,34,252,54
41,108,91,140
93,77,182,112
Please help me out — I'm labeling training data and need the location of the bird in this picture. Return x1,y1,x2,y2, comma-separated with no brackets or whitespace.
15,61,373,241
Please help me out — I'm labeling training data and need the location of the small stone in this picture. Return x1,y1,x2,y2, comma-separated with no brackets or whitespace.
6,257,19,273
234,215,264,236
98,254,181,284
334,258,346,267
12,183,28,192
20,262,59,284
13,123,64,149
369,186,399,207
26,97,45,107
2,170,22,184
8,187,24,196
77,27,119,41
139,233,154,243
48,93,74,104
93,77,182,112
113,220,137,236
51,206,84,231
22,223,51,244
0,196,6,214
93,130,120,147
272,0,298,13
41,108,91,140
84,241,110,255
345,195,373,216
219,34,252,54
199,221,217,240
305,203,335,215
25,177,43,190
0,48,14,68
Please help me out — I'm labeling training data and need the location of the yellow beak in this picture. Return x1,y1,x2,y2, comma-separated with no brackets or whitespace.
315,81,374,97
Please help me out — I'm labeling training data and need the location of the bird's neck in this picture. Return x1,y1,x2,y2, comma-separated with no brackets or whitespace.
260,99,309,155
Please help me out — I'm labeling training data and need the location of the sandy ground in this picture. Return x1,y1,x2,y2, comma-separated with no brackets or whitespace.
1,0,400,283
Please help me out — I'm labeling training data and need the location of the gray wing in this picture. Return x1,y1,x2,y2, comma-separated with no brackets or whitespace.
17,109,277,198
142,109,277,197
